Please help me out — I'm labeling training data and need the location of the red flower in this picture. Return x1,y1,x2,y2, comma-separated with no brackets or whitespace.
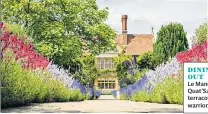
176,40,208,63
1,23,49,69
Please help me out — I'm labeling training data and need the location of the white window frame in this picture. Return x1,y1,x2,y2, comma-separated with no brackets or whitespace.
97,58,114,69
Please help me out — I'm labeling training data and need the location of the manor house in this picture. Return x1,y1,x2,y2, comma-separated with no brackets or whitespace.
93,15,154,93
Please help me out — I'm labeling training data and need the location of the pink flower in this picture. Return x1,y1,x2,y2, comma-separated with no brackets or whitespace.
176,40,208,63
1,23,49,69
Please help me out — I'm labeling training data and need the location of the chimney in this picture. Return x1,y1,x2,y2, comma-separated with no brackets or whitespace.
121,15,128,33
121,15,128,45
151,27,154,37
152,27,155,42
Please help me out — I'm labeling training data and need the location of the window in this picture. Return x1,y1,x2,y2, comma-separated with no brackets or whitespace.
97,58,114,69
98,80,105,89
97,78,116,89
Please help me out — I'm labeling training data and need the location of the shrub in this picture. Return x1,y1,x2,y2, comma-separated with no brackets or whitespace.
132,90,149,102
1,50,41,107
46,62,74,89
1,50,84,108
137,52,155,70
148,83,166,103
68,89,85,101
2,22,26,38
176,40,208,63
1,22,49,69
135,68,149,81
85,93,92,100
148,75,182,104
131,75,183,104
120,57,180,97
1,22,97,108
120,93,129,100
163,75,183,104
47,62,97,100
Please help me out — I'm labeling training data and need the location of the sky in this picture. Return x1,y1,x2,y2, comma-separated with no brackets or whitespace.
96,0,207,46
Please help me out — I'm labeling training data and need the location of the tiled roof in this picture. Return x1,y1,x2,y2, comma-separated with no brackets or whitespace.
116,34,153,55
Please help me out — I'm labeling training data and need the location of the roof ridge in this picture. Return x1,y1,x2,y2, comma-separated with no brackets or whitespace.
131,34,152,35
117,33,152,35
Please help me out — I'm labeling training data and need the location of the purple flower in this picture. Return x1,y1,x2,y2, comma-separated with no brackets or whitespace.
111,90,117,97
133,55,137,65
71,80,86,93
95,90,101,97
124,60,131,67
119,57,180,99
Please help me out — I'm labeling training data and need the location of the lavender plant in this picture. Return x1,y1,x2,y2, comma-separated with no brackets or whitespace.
47,62,74,89
119,57,181,98
46,62,100,99
124,55,138,75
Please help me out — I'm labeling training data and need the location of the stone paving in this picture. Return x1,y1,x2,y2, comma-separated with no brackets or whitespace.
1,95,183,113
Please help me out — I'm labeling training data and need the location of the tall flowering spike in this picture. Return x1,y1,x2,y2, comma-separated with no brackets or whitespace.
133,55,137,64
120,57,180,97
1,23,49,69
124,60,131,67
176,40,208,63
131,59,134,66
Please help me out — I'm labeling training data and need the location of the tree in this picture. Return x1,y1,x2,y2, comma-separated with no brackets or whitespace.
153,23,189,64
195,21,207,44
73,54,98,86
2,0,117,68
137,51,155,70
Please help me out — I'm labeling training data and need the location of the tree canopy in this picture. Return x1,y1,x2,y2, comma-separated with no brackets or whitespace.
153,23,189,64
2,0,117,67
195,21,207,44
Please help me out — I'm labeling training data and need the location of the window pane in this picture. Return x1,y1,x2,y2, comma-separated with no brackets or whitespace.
105,83,108,89
101,83,104,89
98,83,101,89
97,59,114,69
101,59,105,69
101,64,104,69
112,83,115,89
105,59,109,69
109,83,112,89
110,59,112,69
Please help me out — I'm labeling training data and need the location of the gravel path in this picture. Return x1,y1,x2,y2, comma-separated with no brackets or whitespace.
1,95,183,113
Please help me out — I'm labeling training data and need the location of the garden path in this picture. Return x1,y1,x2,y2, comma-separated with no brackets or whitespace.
1,95,183,113
98,95,115,100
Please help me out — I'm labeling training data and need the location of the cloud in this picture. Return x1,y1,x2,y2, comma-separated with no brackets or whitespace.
96,0,207,46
